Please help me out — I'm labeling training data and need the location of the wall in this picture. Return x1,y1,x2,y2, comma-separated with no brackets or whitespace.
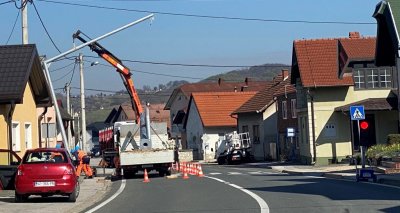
262,102,278,160
185,100,204,159
169,91,189,144
10,83,39,158
37,106,57,148
311,86,393,165
0,105,9,154
237,112,264,160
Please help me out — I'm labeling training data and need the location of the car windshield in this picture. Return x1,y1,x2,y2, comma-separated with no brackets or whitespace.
23,151,68,164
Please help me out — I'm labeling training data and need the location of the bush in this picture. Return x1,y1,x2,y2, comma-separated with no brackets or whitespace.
367,143,400,159
387,134,400,145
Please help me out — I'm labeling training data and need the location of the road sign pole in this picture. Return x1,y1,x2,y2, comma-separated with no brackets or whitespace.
357,120,366,169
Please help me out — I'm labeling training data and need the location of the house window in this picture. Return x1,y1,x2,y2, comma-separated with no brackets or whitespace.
353,68,393,89
242,125,249,133
252,125,260,143
12,122,21,152
25,123,32,149
291,99,297,118
282,101,287,119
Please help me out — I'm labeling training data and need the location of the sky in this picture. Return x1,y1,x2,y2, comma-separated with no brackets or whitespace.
0,0,381,95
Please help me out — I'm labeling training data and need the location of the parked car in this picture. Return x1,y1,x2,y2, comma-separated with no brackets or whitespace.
15,148,80,202
0,149,21,190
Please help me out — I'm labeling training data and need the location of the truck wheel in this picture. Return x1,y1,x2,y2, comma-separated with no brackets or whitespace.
217,157,225,165
159,171,165,177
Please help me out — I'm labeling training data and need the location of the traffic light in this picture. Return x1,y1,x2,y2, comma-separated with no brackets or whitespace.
360,121,369,130
359,121,370,146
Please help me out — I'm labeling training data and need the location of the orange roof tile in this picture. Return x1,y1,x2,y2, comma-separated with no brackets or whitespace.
190,92,257,127
293,36,376,87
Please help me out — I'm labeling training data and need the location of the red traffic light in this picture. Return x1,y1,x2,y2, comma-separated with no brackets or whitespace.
360,121,369,130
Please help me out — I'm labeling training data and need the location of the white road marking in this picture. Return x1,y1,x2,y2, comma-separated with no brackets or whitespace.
206,176,270,213
209,172,222,175
228,172,243,175
85,179,126,213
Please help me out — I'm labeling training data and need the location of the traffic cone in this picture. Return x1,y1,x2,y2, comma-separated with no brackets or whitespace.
182,165,189,179
143,169,150,183
195,164,199,176
198,164,204,177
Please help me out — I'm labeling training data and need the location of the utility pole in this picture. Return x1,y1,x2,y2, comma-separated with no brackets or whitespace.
21,0,28,44
65,83,72,149
79,53,87,151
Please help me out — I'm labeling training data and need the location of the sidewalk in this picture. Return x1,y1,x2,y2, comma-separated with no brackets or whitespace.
237,161,400,187
0,157,113,213
264,162,400,187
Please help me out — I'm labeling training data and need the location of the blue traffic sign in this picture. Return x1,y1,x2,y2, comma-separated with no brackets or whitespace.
350,106,365,120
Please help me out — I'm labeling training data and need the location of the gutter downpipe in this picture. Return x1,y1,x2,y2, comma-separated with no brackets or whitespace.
8,101,16,163
308,89,317,164
38,107,48,148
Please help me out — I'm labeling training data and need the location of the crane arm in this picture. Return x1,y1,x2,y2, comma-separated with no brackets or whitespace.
73,31,143,123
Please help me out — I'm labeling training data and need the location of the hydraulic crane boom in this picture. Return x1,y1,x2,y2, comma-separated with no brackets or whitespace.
73,31,143,123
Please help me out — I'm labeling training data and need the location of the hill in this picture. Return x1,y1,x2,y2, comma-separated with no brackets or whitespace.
59,63,290,125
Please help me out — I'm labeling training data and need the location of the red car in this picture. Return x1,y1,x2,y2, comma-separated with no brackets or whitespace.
15,148,80,202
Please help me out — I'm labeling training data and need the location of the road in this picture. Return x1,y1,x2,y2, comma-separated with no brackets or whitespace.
86,164,400,213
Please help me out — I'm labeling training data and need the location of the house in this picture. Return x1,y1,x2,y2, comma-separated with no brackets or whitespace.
165,79,268,149
0,44,51,160
291,33,397,165
183,91,257,160
232,70,292,161
274,76,297,161
373,0,400,130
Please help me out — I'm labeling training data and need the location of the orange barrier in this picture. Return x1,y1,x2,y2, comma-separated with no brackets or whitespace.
182,164,189,180
198,164,204,177
143,169,150,183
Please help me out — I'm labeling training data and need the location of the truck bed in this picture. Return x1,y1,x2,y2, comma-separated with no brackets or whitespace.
120,149,175,166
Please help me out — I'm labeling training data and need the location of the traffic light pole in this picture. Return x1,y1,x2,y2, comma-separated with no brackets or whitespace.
357,120,366,169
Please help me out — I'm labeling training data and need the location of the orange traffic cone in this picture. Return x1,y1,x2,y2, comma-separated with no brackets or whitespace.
198,164,204,177
182,165,189,179
143,169,150,183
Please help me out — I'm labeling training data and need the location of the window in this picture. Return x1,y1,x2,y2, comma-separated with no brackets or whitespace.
25,123,32,149
242,125,249,133
252,125,260,143
291,99,297,118
12,122,21,152
353,68,393,89
282,101,287,119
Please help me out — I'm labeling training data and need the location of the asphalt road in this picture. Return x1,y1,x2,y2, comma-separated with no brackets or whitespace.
86,164,400,213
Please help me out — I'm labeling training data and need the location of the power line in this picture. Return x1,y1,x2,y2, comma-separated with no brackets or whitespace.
5,10,20,44
67,61,77,85
65,86,172,96
38,0,375,25
50,61,75,72
32,1,62,53
85,55,290,68
52,61,77,83
0,0,12,6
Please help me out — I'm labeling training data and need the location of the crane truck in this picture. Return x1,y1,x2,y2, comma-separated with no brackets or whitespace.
73,31,174,178
216,131,253,165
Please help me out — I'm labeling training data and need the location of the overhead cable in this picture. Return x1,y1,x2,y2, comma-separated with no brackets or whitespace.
37,0,375,25
5,10,20,44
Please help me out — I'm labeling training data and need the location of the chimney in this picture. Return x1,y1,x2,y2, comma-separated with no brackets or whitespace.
349,32,360,39
218,78,223,86
282,69,289,81
234,86,237,92
245,77,252,85
241,85,248,91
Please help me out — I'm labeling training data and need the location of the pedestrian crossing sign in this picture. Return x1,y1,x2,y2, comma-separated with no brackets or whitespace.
350,105,365,120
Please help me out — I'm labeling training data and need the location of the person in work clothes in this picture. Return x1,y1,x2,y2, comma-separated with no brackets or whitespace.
74,146,93,178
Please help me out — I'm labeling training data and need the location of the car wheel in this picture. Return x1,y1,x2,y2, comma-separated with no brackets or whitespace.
68,181,80,202
15,192,28,203
217,157,225,165
159,170,165,177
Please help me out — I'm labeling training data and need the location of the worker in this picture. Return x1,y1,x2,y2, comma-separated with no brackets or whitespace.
113,150,121,176
75,146,93,178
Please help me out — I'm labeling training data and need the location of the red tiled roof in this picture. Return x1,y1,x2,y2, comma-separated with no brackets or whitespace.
190,92,257,127
234,75,295,114
293,37,376,88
